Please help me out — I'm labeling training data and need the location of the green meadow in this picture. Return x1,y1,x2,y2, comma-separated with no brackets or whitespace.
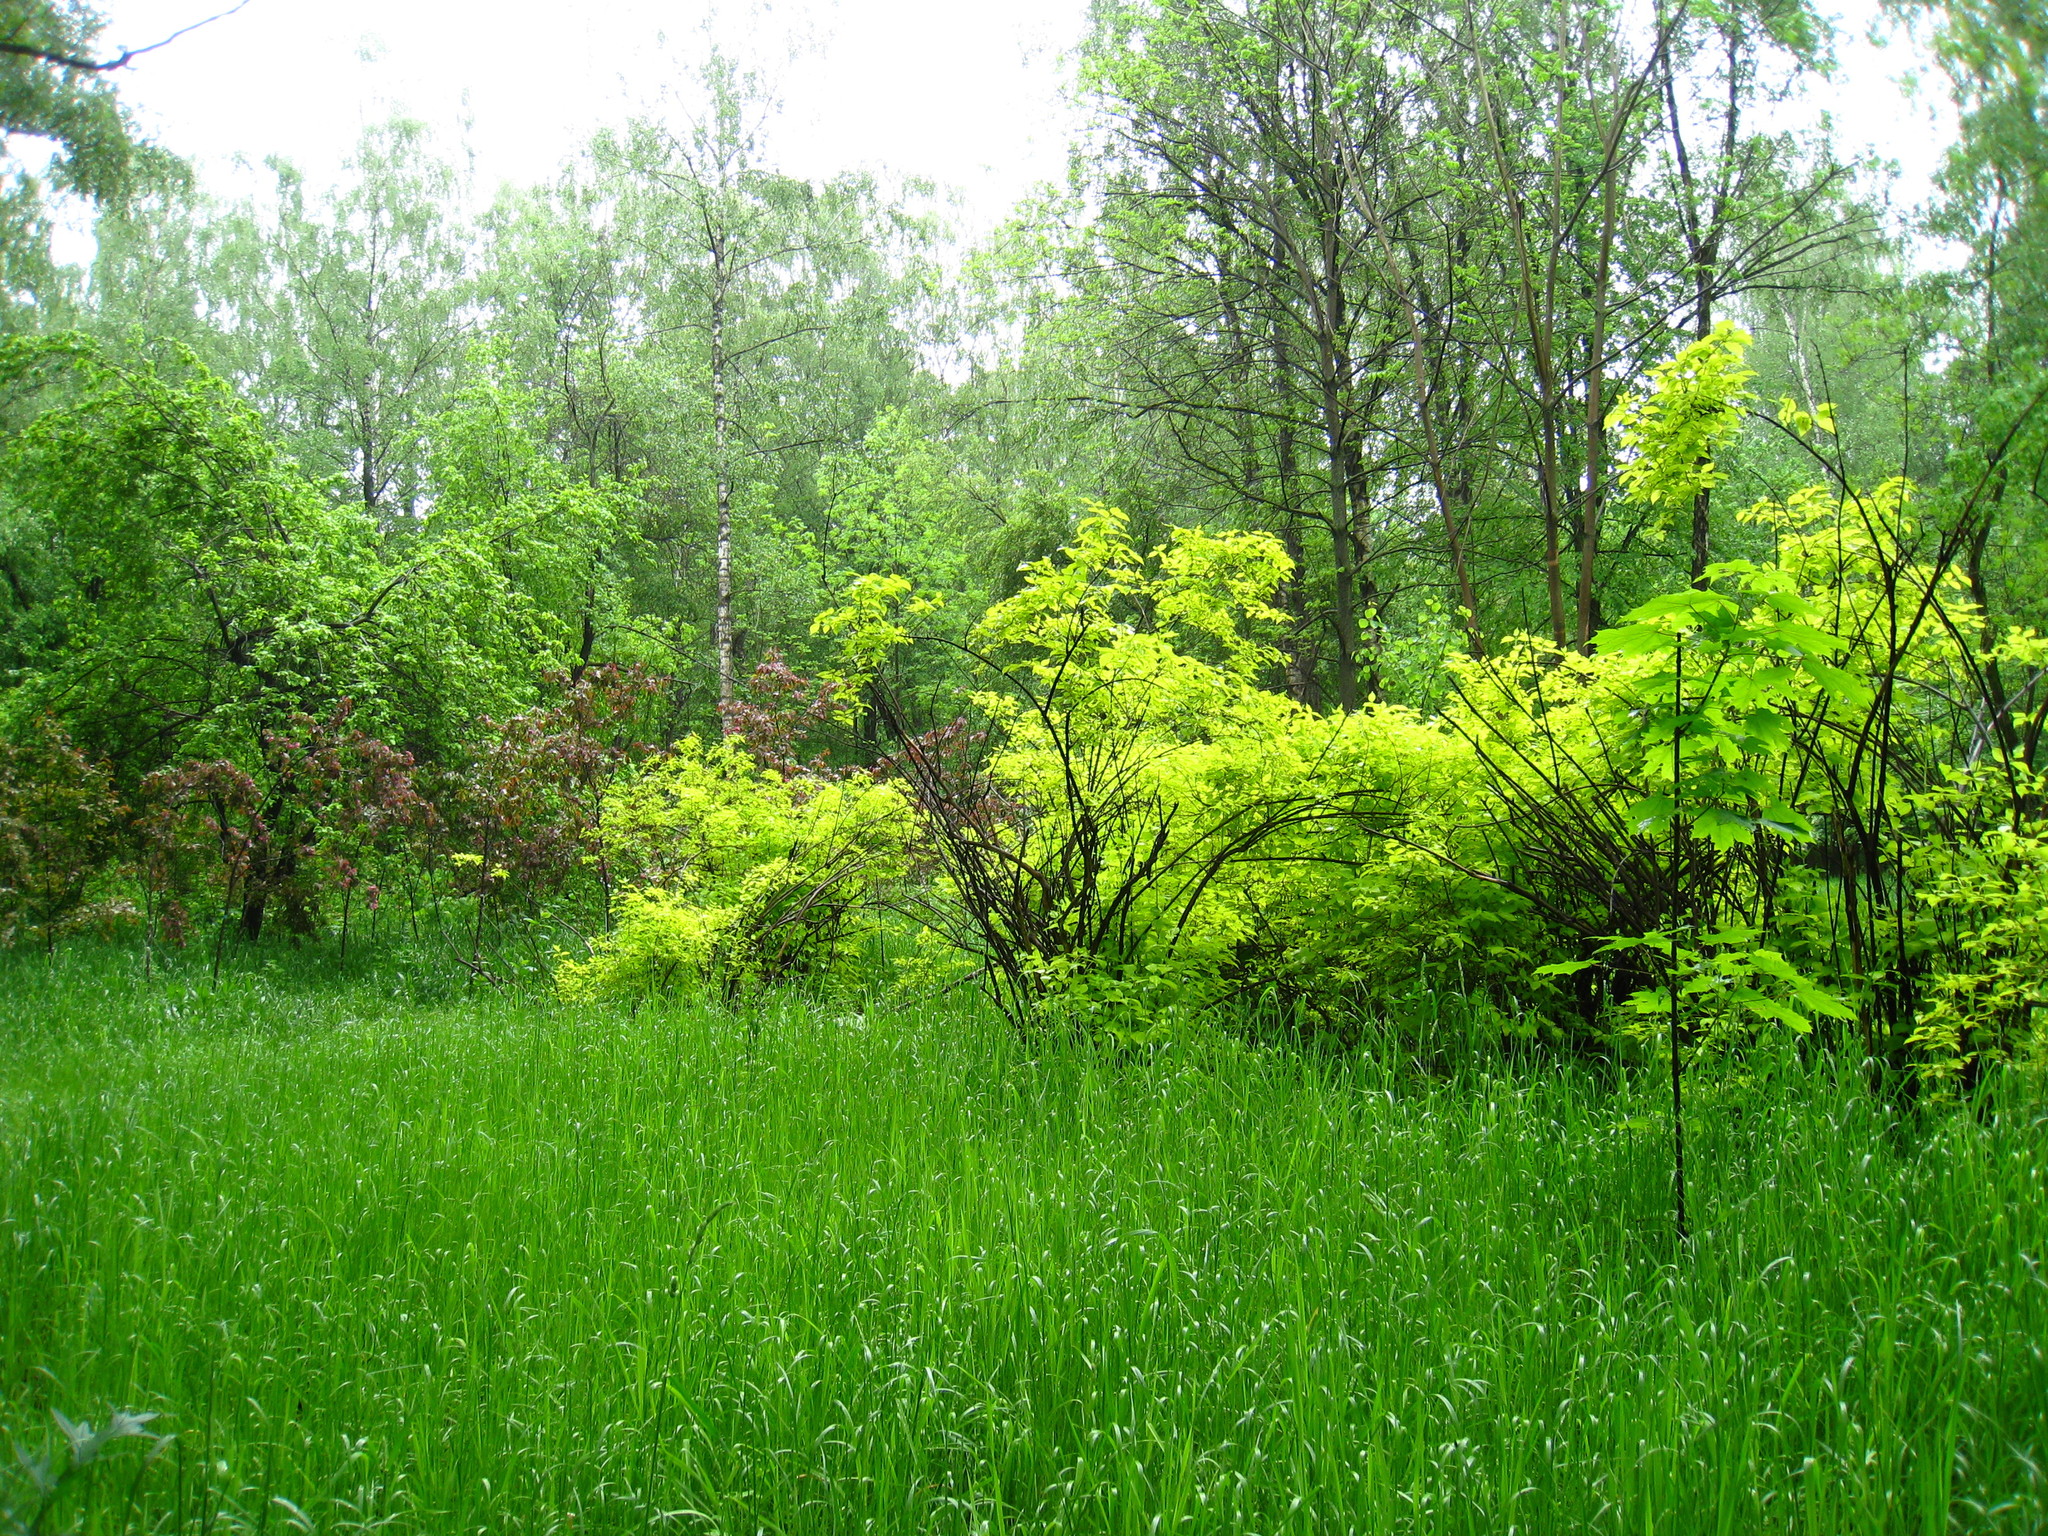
3,948,2042,1534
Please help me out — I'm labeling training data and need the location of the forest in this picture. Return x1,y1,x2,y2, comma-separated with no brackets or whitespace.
1,0,2046,1530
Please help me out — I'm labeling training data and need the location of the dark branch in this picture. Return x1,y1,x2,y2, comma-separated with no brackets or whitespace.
0,0,250,73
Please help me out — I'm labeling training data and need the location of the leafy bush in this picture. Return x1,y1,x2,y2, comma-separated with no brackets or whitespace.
0,716,129,950
136,702,430,953
719,648,853,780
557,737,912,1001
432,664,663,938
1908,759,2048,1083
821,505,1503,1035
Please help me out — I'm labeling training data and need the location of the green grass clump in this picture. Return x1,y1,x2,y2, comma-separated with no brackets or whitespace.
1,946,2043,1533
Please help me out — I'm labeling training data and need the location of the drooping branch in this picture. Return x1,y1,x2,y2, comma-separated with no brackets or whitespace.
0,0,249,73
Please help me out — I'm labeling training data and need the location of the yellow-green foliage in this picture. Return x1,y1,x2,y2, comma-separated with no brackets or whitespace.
951,505,1503,1025
573,509,1507,1026
1019,699,1493,1029
557,738,912,1002
1607,320,1756,521
1442,329,1879,1046
1731,422,2042,1080
1444,615,1861,1044
558,330,2032,1067
1909,756,2048,1082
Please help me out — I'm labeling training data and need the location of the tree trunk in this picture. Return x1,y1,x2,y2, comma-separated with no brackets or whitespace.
1269,282,1319,707
1663,17,1744,585
1276,419,1319,709
1576,127,1622,650
1316,180,1361,713
1324,387,1360,714
1471,21,1571,648
239,889,266,943
712,258,736,706
1366,215,1483,657
1689,276,1715,584
573,599,597,685
1280,509,1318,708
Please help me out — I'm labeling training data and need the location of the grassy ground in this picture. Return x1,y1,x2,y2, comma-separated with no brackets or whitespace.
1,945,2043,1534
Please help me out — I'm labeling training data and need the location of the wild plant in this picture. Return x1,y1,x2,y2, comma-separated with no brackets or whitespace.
0,1411,168,1536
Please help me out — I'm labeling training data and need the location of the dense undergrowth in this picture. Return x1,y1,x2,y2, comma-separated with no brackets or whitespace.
2,942,2043,1534
10,327,2048,1097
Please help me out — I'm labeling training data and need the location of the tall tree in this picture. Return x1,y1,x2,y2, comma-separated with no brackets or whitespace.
1063,0,1872,691
91,122,477,520
1898,0,2048,757
1651,0,1855,578
253,123,474,520
1081,0,1430,709
600,57,928,704
0,0,179,327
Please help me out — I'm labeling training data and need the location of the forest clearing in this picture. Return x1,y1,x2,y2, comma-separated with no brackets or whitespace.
2,0,2046,1529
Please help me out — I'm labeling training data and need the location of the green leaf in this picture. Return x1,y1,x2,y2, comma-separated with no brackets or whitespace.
1756,621,1848,657
1756,802,1814,840
1628,794,1676,833
1742,712,1792,753
1688,805,1755,849
1741,948,1803,983
1619,589,1741,624
1787,975,1858,1021
1801,659,1870,701
1739,994,1813,1033
1698,925,1761,946
1594,622,1672,657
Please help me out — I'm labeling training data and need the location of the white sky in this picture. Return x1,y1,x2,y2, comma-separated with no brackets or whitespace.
57,0,1957,258
69,0,1089,241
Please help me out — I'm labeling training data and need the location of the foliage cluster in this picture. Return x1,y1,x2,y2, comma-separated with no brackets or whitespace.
4,325,2046,1107
558,735,912,1001
0,3,2041,1097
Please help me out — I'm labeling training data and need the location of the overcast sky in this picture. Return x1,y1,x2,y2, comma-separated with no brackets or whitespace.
66,0,1956,253
72,0,1087,236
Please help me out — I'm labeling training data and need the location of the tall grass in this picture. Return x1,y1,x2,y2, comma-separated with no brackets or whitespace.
2,944,2043,1533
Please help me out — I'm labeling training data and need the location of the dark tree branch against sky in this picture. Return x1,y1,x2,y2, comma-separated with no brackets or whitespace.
0,0,196,208
0,0,246,72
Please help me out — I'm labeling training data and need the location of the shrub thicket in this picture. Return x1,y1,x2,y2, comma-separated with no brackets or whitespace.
2,328,2044,1092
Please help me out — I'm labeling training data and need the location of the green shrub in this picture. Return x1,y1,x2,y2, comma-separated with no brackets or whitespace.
557,737,912,1001
820,505,1517,1034
1908,758,2048,1083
